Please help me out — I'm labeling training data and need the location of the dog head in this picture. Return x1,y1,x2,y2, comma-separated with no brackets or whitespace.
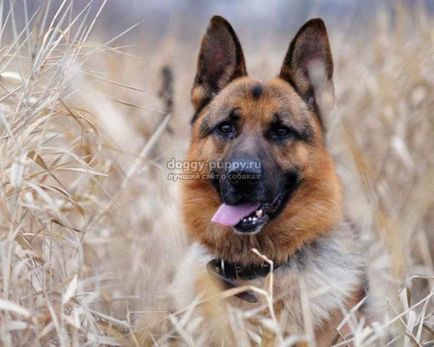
182,16,342,264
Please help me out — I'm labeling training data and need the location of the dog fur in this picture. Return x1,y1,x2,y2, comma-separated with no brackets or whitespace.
171,15,374,346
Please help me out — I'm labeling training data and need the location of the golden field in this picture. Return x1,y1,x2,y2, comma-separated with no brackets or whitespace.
0,1,432,346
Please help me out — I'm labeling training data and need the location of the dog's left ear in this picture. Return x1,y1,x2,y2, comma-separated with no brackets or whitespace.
191,16,247,119
280,19,334,118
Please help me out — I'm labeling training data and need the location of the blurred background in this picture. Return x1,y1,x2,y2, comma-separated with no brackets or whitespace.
0,0,433,345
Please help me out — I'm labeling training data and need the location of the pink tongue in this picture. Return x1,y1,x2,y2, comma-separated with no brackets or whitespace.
211,203,261,226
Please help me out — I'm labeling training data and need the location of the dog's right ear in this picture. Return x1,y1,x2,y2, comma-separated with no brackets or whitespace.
191,16,247,122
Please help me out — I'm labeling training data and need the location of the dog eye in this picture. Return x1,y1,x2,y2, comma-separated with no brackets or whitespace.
269,125,294,141
216,122,235,137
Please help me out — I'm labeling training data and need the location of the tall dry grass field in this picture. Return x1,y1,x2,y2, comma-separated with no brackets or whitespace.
0,1,433,346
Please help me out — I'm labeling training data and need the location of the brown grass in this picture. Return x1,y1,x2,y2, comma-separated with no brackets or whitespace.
0,1,432,346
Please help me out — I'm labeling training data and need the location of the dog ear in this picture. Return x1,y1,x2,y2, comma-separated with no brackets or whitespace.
280,19,334,120
191,16,247,117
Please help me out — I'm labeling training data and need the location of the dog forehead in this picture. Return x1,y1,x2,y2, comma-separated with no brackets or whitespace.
214,77,307,117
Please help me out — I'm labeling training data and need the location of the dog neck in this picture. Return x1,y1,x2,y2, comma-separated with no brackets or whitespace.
206,257,284,303
205,219,361,303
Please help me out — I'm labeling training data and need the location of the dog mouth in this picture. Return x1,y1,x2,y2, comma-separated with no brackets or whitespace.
211,195,284,235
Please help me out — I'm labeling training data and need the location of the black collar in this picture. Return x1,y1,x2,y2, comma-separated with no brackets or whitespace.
206,258,283,303
207,258,281,280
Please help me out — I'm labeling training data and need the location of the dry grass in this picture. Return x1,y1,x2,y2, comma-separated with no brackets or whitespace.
0,1,433,346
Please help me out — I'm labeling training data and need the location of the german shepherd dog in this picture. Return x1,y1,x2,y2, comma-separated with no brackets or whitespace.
172,16,369,346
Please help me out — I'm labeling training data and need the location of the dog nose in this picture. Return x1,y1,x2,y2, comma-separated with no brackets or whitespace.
227,159,262,188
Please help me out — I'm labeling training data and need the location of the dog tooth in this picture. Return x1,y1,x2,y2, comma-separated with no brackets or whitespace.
252,217,257,222
248,217,252,222
256,209,263,217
